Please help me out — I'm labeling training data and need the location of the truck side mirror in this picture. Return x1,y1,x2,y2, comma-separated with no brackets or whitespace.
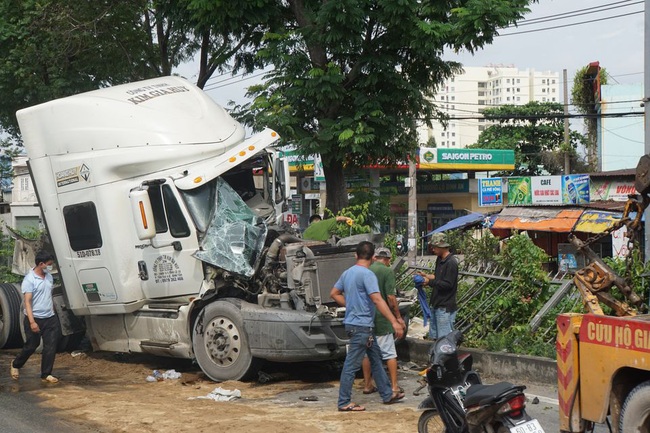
129,188,156,240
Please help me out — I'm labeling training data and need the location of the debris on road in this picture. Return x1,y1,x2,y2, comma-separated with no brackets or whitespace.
146,369,182,382
189,387,242,402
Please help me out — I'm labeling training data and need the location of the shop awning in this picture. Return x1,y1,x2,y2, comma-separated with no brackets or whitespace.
491,207,583,233
573,210,622,233
426,212,486,236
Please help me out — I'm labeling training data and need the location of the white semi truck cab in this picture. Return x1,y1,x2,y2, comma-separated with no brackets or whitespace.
3,77,359,381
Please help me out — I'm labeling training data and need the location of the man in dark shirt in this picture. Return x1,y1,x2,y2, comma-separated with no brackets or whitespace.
417,233,458,339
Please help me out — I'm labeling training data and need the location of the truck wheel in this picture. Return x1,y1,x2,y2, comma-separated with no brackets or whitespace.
192,300,261,381
0,283,23,349
418,409,446,433
620,381,650,433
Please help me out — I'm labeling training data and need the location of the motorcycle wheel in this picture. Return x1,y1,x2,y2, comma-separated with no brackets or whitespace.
418,410,446,433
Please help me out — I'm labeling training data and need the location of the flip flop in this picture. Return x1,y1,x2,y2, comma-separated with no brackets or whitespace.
362,386,378,394
383,390,405,405
338,403,366,412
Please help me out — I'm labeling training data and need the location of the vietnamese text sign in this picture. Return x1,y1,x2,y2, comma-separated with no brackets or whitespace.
479,178,503,207
531,176,562,205
591,180,636,202
562,174,590,204
508,177,532,205
419,148,515,171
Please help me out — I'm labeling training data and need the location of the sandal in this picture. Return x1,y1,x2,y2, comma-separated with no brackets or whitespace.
362,386,377,394
383,390,405,405
338,403,366,412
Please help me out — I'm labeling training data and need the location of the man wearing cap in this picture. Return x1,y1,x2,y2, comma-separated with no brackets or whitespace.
417,233,459,339
361,247,405,395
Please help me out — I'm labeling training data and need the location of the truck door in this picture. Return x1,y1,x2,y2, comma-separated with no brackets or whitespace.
139,181,203,299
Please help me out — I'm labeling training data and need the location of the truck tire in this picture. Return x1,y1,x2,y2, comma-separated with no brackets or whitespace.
619,380,650,433
192,300,261,381
0,283,23,349
418,409,446,433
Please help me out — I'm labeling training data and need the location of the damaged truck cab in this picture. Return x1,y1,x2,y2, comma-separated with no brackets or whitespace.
7,76,357,381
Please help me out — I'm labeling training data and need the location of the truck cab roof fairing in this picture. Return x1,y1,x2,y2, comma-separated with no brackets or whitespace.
16,76,244,159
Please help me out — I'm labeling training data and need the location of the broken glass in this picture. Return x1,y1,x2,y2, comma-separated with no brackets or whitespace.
192,178,267,277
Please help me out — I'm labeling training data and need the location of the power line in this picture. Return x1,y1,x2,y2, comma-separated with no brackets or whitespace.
510,0,642,27
422,112,644,121
499,10,643,37
203,71,268,92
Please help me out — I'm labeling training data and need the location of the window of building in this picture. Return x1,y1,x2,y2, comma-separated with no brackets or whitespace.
20,177,29,191
478,125,485,131
451,132,455,137
478,91,485,96
552,79,555,84
478,100,485,105
517,97,521,101
478,82,486,88
63,202,103,251
517,79,520,83
506,78,510,83
507,97,511,101
516,88,520,92
542,97,546,102
542,88,546,93
451,96,455,101
552,97,556,101
451,141,455,146
542,79,546,84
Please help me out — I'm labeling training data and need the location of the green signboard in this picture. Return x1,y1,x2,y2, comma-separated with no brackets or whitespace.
419,148,515,170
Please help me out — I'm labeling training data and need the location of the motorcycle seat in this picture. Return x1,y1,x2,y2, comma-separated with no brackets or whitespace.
463,381,524,407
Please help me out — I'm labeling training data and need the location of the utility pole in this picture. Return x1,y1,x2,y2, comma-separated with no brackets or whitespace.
644,0,650,260
407,153,417,267
563,69,570,175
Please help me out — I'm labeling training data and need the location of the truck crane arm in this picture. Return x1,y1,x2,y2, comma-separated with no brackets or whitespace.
569,155,650,316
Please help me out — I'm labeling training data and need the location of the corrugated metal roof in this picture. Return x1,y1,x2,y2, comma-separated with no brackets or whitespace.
588,168,635,178
492,207,583,233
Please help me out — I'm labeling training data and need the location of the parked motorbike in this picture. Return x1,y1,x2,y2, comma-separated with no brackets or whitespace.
417,331,545,433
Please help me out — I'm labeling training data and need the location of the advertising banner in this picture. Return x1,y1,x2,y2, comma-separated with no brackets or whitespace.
562,174,590,204
508,177,532,205
591,180,636,202
479,178,503,207
531,176,562,205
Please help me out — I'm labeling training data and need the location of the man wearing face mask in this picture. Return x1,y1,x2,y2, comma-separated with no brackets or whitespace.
10,251,61,383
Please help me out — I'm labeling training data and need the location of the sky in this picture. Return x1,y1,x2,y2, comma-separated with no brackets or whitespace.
175,0,646,109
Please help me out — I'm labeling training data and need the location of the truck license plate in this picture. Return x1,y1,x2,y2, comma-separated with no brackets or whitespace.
510,419,545,433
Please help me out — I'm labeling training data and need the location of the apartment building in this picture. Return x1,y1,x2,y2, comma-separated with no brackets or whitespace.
418,65,560,149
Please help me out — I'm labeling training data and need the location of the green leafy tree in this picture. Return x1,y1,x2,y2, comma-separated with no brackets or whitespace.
0,0,158,137
0,1,264,138
206,0,535,213
470,102,586,175
571,65,608,171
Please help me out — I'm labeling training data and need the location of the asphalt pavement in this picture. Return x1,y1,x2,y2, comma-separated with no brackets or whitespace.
0,384,96,433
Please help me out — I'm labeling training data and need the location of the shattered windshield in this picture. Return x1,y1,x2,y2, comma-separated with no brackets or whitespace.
188,178,267,277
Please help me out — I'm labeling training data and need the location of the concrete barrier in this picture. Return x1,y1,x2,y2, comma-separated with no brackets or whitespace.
397,337,557,385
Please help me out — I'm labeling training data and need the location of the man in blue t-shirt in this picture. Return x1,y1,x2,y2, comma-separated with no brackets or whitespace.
11,250,61,383
330,241,405,412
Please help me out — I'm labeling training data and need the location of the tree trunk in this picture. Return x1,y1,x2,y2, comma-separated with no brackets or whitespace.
322,158,348,214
